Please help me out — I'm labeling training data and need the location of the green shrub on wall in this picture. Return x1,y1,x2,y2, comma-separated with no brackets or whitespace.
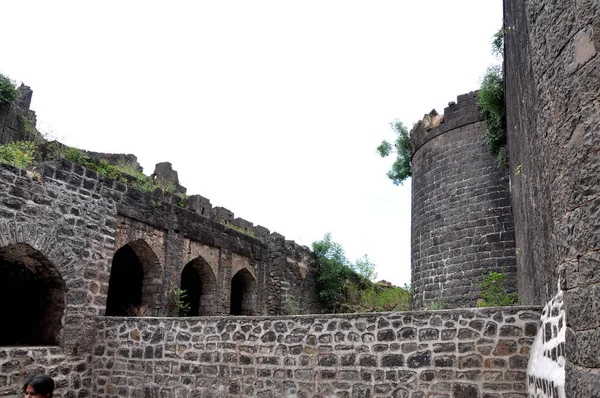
479,65,507,168
0,73,18,105
359,284,412,312
0,141,37,168
479,28,507,169
477,269,518,307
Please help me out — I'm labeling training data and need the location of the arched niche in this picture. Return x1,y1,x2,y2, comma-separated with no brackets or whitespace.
230,268,256,316
180,256,217,316
0,243,66,346
106,240,162,316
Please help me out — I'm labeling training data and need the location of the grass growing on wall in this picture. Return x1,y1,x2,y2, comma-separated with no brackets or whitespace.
0,139,189,207
0,141,37,169
358,284,412,312
221,222,256,238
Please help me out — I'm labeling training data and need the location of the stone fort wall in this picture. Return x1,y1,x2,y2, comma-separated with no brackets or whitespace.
91,308,539,398
0,152,319,395
504,0,600,395
3,0,600,394
410,93,517,310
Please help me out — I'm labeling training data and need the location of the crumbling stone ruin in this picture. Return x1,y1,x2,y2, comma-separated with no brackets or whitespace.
1,1,599,397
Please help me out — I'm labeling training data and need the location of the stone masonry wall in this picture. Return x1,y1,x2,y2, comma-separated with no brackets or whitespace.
0,157,318,396
0,161,117,397
504,0,600,395
410,93,517,309
267,235,321,316
0,347,85,397
0,87,322,396
92,307,540,398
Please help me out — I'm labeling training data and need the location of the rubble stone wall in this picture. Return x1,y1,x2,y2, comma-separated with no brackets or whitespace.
92,307,540,398
0,157,320,396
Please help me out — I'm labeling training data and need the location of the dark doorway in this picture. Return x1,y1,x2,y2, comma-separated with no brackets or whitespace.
179,257,216,316
180,263,202,316
0,243,65,346
106,244,144,316
230,273,244,315
230,269,255,315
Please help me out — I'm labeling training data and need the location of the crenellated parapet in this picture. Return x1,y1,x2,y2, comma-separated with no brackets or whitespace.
410,91,483,156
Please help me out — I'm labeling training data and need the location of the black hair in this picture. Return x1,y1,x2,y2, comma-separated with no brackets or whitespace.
23,374,54,397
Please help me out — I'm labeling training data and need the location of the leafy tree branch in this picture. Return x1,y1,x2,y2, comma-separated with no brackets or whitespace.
377,119,412,185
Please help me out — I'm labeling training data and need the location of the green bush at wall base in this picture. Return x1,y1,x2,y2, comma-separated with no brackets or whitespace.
477,270,518,307
359,285,412,312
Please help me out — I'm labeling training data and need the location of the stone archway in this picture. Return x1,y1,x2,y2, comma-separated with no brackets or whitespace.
180,256,217,316
0,243,66,346
106,240,162,316
230,268,256,316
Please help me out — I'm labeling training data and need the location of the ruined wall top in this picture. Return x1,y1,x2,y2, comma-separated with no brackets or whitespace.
410,91,483,155
0,86,309,254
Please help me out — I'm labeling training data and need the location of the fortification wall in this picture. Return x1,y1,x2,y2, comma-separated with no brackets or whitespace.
504,0,600,396
0,156,319,395
92,308,539,398
410,93,517,309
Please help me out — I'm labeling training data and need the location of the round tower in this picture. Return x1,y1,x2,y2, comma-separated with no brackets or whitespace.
410,92,517,309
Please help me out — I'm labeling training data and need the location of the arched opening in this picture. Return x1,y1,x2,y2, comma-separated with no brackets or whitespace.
0,243,66,346
180,257,216,316
181,263,201,316
106,245,143,316
230,268,256,316
106,240,161,316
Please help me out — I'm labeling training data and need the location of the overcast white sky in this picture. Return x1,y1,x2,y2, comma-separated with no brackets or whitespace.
2,1,502,287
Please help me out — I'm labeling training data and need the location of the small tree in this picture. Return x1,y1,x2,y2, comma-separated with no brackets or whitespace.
312,233,354,312
353,254,377,282
377,119,412,185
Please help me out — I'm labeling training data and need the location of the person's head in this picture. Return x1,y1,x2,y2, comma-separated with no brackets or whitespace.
22,375,54,398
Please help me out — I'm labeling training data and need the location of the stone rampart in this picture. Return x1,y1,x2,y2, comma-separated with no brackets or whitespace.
91,307,540,398
410,93,517,309
0,155,320,396
504,0,600,395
